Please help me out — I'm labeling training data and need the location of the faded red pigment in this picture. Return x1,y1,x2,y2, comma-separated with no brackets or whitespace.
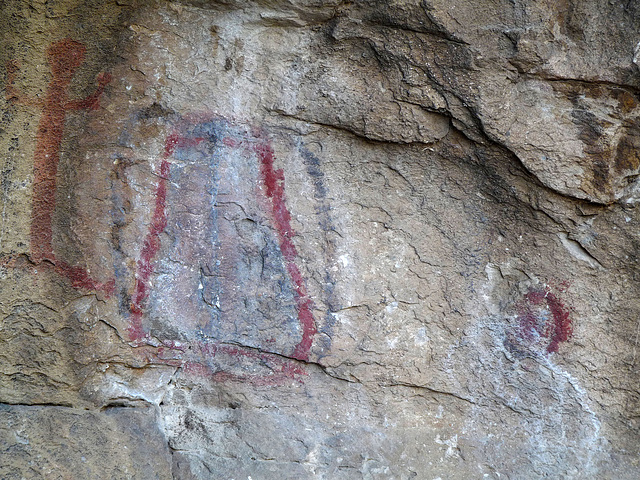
518,286,573,354
128,134,205,341
255,141,317,361
183,344,307,385
6,38,113,295
131,340,306,386
128,127,313,384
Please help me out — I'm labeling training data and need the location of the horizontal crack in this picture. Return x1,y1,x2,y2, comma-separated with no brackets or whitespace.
519,72,640,95
268,109,448,147
0,401,75,409
315,367,477,405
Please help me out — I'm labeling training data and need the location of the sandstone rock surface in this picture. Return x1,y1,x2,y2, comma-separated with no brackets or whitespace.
1,0,639,478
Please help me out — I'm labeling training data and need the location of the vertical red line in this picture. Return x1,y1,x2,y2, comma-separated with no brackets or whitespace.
30,39,87,264
9,38,114,295
128,156,170,342
128,135,204,342
255,141,317,361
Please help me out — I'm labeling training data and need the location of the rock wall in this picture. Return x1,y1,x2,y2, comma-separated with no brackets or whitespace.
1,0,640,478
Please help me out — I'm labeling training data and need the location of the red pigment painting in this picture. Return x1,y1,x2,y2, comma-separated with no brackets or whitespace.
5,40,318,385
255,141,317,361
5,38,114,295
505,284,573,356
127,119,317,385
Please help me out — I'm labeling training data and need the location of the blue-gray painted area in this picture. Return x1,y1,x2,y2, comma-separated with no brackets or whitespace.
147,118,301,355
299,144,339,354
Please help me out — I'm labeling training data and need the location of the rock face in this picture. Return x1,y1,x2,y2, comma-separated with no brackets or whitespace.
1,0,640,478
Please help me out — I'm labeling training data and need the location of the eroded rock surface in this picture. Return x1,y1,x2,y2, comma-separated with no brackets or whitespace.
1,0,640,479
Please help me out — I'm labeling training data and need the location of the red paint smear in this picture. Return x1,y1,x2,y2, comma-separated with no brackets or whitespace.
138,341,307,386
54,260,115,295
535,289,572,354
517,286,573,354
184,343,307,386
222,137,239,148
182,361,305,386
164,134,205,156
128,163,169,340
255,141,317,361
6,38,114,296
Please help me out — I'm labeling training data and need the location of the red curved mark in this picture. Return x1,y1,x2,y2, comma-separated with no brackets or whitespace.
522,287,573,354
513,285,573,354
255,141,317,361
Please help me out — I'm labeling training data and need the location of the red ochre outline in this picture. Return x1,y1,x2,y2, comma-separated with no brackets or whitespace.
517,285,573,354
127,134,198,341
518,286,573,354
255,141,317,361
5,38,114,295
127,119,317,384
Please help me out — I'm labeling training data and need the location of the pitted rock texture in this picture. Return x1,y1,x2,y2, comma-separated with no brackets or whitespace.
1,0,640,479
0,404,172,479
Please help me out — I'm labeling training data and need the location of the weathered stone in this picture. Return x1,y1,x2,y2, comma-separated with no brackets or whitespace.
1,0,640,478
0,404,172,479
